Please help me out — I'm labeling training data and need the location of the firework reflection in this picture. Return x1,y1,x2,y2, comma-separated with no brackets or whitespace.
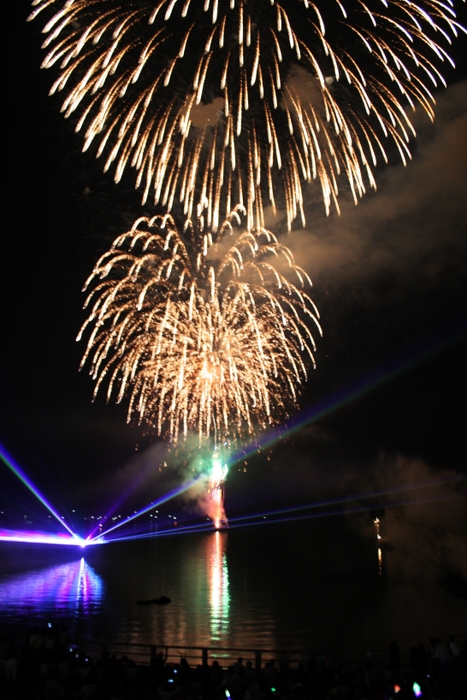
206,531,230,643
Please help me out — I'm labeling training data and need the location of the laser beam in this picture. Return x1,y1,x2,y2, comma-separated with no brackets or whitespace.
223,476,465,526
95,520,215,544
90,476,204,542
81,489,465,545
86,457,163,541
230,318,467,466
0,444,76,538
0,528,92,547
223,492,465,531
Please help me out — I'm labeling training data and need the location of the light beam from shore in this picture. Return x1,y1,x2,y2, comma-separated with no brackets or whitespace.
0,444,77,538
230,319,467,467
89,476,204,543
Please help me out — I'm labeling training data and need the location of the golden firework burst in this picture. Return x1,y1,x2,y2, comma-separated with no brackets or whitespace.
77,208,322,442
30,1,466,230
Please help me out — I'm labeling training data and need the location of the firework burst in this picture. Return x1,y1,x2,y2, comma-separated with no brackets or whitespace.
30,1,466,230
77,208,322,443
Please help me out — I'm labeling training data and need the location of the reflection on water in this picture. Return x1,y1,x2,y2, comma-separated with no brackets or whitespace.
132,531,231,648
0,558,103,627
1,520,465,657
207,531,230,642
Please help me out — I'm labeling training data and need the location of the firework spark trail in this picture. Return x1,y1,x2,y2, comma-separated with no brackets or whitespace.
77,207,322,443
29,1,466,231
208,453,228,529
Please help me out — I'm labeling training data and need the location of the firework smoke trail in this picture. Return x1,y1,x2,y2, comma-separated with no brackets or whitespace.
29,1,466,231
77,207,322,444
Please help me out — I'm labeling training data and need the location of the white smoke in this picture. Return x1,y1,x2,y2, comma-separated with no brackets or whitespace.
282,81,467,294
348,454,467,579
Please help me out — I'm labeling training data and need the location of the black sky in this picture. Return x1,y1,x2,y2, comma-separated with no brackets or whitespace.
2,2,467,520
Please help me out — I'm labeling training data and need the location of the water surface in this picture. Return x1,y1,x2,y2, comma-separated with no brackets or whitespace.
1,519,464,661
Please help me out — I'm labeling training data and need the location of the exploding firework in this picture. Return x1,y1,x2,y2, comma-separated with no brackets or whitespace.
77,208,322,443
29,1,466,230
209,452,228,529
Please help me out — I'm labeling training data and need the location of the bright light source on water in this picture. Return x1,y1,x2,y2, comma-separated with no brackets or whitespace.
0,530,99,548
73,535,87,548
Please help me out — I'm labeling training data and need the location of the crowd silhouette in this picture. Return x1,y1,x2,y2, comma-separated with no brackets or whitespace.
1,625,465,699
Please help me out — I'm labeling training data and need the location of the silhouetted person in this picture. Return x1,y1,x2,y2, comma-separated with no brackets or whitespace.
234,656,246,679
152,648,168,684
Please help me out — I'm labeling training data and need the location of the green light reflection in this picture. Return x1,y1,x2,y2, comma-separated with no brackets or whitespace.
207,531,230,641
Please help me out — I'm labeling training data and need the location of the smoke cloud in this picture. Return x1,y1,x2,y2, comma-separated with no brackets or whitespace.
282,81,467,297
346,454,467,580
86,435,225,524
250,426,466,582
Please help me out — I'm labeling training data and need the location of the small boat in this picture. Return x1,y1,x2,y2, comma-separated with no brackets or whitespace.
136,595,171,606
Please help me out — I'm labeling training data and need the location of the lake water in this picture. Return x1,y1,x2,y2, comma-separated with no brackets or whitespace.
0,519,465,664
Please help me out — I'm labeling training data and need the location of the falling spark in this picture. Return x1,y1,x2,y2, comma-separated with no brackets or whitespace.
29,1,466,230
77,207,322,443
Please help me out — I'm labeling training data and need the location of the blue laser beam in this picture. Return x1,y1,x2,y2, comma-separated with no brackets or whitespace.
89,476,205,542
224,476,464,525
86,453,171,540
229,492,465,530
96,520,215,544
0,444,76,538
88,490,464,544
229,317,467,467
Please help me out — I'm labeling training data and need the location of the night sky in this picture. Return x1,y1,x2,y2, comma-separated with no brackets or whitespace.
2,2,467,528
